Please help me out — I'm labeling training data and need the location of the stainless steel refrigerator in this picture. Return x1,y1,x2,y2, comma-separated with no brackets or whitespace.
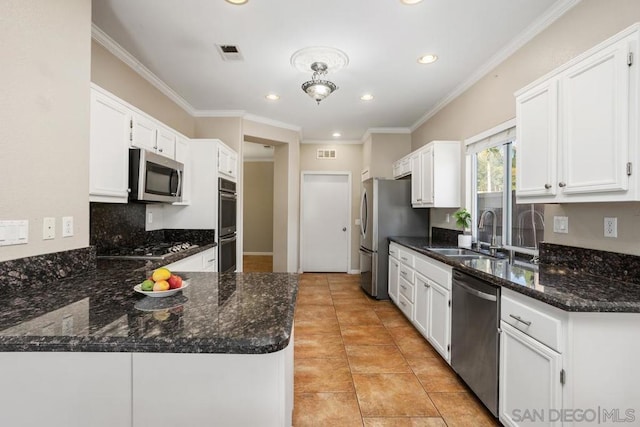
359,178,429,299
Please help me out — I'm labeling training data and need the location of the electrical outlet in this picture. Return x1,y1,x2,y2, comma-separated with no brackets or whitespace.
43,217,55,240
62,216,73,237
604,217,617,238
147,212,153,224
553,216,569,234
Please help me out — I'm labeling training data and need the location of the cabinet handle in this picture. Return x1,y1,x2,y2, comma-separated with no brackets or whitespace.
400,284,407,290
401,257,408,262
417,198,422,201
423,283,430,288
158,148,164,153
207,259,215,263
400,270,408,277
544,184,552,189
509,314,532,327
228,170,232,173
558,182,566,188
400,301,406,307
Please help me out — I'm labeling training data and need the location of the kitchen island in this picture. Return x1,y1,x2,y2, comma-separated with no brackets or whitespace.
0,268,298,427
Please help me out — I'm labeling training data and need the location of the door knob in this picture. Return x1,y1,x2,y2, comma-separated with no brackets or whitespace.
342,227,347,231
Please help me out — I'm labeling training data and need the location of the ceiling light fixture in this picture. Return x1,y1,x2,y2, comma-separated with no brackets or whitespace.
360,94,374,101
418,54,438,64
332,132,342,137
225,0,248,4
301,62,338,105
400,0,423,4
265,93,280,101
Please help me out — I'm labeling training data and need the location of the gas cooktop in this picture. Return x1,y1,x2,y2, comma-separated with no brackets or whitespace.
97,242,199,260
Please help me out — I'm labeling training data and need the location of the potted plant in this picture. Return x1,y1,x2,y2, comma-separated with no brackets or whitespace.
453,208,472,248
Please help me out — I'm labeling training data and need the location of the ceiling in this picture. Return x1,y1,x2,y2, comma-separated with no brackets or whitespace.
92,0,568,141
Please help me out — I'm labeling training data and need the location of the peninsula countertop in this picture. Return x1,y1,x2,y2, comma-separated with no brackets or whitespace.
389,236,640,313
0,268,299,354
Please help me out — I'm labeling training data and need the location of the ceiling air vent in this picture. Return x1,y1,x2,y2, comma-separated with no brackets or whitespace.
216,44,244,61
316,149,337,160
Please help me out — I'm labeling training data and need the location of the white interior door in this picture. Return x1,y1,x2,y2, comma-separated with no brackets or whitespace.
301,173,350,272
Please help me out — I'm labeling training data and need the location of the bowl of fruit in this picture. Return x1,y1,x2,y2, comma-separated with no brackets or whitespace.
134,267,188,298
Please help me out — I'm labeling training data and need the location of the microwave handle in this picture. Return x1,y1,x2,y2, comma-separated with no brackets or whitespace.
176,170,182,197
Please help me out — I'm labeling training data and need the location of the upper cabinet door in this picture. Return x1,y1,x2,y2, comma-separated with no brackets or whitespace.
131,113,156,152
516,80,558,198
156,126,176,159
410,153,422,205
89,90,131,202
420,146,434,204
560,37,631,195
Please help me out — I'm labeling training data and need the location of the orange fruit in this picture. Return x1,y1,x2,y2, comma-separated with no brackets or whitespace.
153,280,170,291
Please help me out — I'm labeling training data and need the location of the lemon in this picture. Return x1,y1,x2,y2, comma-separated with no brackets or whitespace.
152,267,171,282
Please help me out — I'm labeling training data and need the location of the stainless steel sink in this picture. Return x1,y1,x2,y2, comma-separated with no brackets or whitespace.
447,254,494,260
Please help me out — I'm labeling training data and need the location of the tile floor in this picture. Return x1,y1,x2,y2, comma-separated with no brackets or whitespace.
242,255,273,272
293,273,499,427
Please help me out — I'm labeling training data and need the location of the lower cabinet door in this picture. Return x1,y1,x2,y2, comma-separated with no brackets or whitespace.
388,256,399,303
499,322,563,427
413,273,430,336
427,280,450,361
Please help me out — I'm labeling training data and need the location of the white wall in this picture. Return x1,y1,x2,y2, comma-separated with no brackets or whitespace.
0,0,91,261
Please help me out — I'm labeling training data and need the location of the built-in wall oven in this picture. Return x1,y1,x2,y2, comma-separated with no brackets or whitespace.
218,178,237,273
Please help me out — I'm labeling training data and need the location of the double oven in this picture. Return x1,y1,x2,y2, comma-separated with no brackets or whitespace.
218,177,237,273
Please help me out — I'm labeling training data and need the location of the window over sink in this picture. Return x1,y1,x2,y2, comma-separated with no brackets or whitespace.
466,122,545,254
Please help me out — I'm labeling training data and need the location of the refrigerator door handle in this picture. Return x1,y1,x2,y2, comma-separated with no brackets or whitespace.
360,189,367,238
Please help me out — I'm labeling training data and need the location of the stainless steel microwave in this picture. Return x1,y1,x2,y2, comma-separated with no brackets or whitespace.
129,148,184,203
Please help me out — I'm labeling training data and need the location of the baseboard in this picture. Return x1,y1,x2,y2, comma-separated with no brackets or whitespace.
348,269,360,275
243,252,273,256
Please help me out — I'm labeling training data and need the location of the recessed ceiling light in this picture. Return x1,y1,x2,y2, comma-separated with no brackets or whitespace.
265,93,280,101
418,54,438,64
332,132,342,138
225,0,248,4
400,0,423,4
360,94,374,101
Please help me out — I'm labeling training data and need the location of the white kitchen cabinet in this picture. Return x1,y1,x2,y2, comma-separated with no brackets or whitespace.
218,141,238,181
427,279,450,360
388,246,400,303
516,25,639,203
89,88,131,203
164,248,217,272
156,125,177,159
410,140,461,208
389,243,453,363
174,136,191,205
500,322,563,427
392,155,411,179
131,113,157,152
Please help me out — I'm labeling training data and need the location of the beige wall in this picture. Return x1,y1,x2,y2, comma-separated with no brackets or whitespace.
0,0,91,262
412,0,640,255
195,117,243,151
91,41,195,137
300,144,363,272
370,133,412,178
243,162,274,253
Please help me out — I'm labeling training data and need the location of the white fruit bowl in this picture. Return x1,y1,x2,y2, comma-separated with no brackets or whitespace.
133,281,189,298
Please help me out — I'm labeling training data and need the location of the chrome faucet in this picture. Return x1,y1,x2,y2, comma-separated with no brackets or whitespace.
478,209,500,255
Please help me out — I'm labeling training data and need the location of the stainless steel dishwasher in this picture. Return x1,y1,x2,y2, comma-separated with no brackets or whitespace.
451,269,500,417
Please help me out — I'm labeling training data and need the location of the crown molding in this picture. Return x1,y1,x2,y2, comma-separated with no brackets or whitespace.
91,23,197,116
410,0,581,132
361,127,412,142
243,113,302,133
301,139,363,145
192,110,246,118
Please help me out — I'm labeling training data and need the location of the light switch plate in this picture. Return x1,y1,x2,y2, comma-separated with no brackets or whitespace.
553,216,569,234
62,216,73,237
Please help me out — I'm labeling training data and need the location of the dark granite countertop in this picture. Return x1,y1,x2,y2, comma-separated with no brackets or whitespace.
0,264,298,354
389,236,640,313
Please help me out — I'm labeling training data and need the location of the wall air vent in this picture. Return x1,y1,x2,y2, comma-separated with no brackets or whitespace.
316,149,337,159
216,44,244,61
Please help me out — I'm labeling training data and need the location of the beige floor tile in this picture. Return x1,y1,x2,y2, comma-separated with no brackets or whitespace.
352,373,439,417
296,292,334,306
331,289,371,300
405,355,455,378
295,358,354,393
295,305,337,322
417,374,467,392
387,327,440,356
334,298,374,311
363,417,447,427
428,392,496,422
293,392,364,427
374,308,413,328
336,309,383,326
341,325,396,346
295,334,346,359
295,319,341,336
370,300,396,310
346,345,411,374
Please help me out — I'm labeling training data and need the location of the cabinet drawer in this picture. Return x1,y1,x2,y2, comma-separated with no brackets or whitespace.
399,264,414,283
397,293,413,320
398,249,415,267
415,255,452,290
501,290,565,352
399,276,415,303
389,243,400,259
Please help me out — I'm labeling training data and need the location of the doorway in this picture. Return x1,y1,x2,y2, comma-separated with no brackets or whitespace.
300,172,351,272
